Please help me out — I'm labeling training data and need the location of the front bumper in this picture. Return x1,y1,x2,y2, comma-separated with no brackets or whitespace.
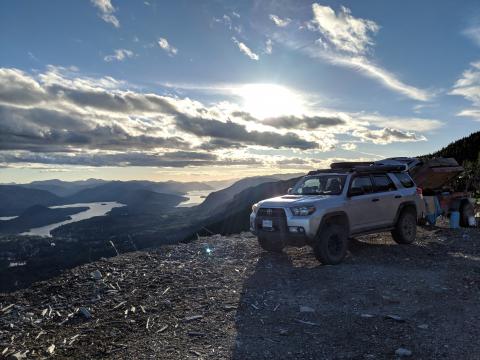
250,207,319,246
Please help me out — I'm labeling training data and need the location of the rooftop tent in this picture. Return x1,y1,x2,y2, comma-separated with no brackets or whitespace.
408,158,464,191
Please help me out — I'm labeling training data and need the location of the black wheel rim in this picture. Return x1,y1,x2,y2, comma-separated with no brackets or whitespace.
327,234,343,256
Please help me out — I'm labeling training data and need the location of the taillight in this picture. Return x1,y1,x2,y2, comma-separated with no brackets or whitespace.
416,187,423,197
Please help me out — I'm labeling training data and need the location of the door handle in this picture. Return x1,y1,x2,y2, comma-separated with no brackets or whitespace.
395,195,402,199
372,198,380,202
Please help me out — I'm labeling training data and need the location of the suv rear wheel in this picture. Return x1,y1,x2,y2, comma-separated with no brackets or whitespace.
313,223,348,265
258,236,285,253
391,208,417,244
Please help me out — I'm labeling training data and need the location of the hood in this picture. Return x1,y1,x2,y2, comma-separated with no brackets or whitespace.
258,194,335,207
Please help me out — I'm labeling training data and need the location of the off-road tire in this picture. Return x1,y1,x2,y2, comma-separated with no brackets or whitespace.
391,208,417,244
313,223,348,265
258,237,285,253
460,202,475,228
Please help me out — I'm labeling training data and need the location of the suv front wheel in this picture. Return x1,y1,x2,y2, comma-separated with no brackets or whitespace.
391,208,417,244
313,223,348,265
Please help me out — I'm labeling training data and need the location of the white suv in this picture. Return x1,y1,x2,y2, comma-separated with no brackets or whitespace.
250,162,422,265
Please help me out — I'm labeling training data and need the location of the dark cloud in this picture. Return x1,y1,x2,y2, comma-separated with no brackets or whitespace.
263,115,345,129
175,114,318,150
0,151,212,167
0,105,186,152
0,151,263,167
355,127,425,144
0,69,46,106
47,84,178,115
198,138,244,150
232,111,345,129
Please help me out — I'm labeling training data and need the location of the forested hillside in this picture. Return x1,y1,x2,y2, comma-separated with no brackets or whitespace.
425,131,480,163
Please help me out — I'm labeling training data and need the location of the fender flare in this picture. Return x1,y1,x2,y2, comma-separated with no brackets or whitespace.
394,201,417,224
318,211,350,235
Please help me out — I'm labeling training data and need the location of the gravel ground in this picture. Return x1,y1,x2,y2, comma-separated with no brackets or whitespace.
1,224,480,359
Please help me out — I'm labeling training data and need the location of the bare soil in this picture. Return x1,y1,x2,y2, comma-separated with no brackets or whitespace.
1,224,480,359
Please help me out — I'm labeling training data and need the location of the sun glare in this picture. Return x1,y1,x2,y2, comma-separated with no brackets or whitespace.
236,84,306,119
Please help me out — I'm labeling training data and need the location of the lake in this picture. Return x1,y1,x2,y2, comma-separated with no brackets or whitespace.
22,202,125,237
0,216,18,221
177,190,211,207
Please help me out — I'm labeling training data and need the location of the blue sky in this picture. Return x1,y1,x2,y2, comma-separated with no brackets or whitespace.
1,0,480,182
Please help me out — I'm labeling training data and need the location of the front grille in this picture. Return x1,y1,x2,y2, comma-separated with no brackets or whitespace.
257,208,286,218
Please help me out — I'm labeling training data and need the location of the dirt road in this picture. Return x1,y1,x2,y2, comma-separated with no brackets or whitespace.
1,224,479,359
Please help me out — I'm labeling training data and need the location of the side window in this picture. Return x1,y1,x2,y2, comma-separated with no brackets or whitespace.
394,173,415,188
373,175,397,192
350,176,373,194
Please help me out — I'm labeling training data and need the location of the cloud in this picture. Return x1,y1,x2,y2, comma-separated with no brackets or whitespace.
464,26,480,47
450,60,480,120
320,52,432,101
262,115,345,129
310,4,378,55
0,66,435,169
341,143,357,150
232,37,259,61
197,138,244,151
356,114,443,131
0,151,220,168
296,3,433,101
353,127,426,145
0,104,186,153
158,37,178,56
0,68,47,106
450,61,480,110
175,114,317,150
103,49,135,62
91,0,119,28
264,38,273,54
269,14,291,27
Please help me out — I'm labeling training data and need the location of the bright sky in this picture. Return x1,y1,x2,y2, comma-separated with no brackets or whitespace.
1,0,480,182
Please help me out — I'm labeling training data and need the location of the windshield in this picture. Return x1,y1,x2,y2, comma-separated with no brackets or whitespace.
292,174,347,195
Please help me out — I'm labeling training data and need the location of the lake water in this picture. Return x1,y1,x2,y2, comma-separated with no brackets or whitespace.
0,216,18,221
22,202,125,237
177,190,211,207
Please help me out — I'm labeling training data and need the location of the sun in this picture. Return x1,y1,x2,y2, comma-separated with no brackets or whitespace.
235,84,306,119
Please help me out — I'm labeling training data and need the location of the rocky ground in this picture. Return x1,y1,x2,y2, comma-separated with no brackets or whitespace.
1,223,480,359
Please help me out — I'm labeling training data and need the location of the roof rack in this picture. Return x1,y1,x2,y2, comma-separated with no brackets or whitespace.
307,168,351,175
330,161,374,169
306,162,408,176
353,164,407,173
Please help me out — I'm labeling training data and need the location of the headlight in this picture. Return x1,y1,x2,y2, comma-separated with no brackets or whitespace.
290,206,316,216
252,203,259,213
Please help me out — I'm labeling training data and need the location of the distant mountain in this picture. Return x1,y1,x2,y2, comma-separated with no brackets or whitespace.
0,205,88,234
196,174,301,213
63,182,186,206
22,179,213,197
424,130,480,163
21,179,107,197
0,186,61,216
111,189,187,214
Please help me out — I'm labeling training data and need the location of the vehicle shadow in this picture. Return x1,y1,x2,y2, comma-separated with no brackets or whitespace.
231,229,480,359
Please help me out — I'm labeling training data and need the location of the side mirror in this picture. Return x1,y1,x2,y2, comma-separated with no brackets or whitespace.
287,187,293,194
349,187,364,197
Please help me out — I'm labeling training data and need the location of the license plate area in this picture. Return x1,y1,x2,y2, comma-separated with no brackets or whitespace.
262,219,273,229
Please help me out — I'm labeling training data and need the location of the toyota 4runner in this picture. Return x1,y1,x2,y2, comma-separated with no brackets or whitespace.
250,161,423,265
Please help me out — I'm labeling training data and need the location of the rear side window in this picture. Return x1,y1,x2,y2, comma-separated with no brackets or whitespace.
394,173,415,188
350,176,373,193
373,175,396,192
